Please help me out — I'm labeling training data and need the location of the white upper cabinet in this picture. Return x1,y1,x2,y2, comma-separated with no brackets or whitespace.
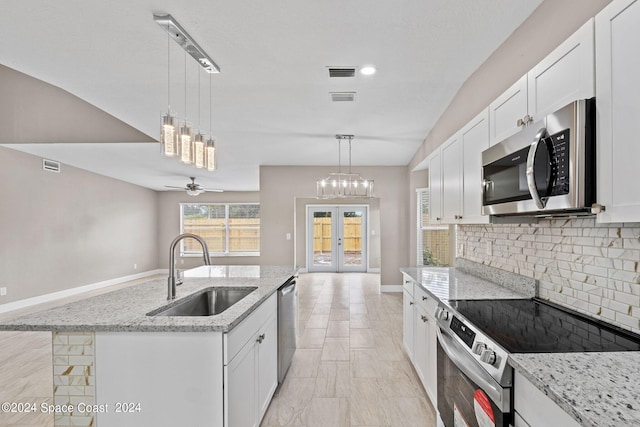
595,0,640,223
461,108,490,224
528,18,595,120
441,134,462,223
489,75,528,146
489,19,595,146
428,149,443,225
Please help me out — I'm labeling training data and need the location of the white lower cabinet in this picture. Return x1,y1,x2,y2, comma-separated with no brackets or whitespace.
514,371,580,427
403,288,415,361
225,294,278,427
402,275,437,408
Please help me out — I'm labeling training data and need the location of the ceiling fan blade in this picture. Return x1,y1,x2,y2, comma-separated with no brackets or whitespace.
164,185,186,189
202,188,224,192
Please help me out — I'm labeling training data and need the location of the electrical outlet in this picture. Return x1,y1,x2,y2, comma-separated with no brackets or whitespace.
486,241,493,256
0,287,7,296
286,233,291,241
133,263,137,270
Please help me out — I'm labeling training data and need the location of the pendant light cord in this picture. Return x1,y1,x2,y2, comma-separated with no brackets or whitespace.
209,73,213,135
167,30,171,111
348,137,352,174
184,49,187,119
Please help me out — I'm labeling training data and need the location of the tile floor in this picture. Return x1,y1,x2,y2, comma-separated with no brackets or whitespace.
0,273,436,427
261,273,436,426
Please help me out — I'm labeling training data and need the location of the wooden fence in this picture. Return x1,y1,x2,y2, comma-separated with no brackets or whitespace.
183,218,259,252
313,217,361,252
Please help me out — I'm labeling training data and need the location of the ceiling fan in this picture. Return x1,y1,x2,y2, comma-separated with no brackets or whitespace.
164,177,223,196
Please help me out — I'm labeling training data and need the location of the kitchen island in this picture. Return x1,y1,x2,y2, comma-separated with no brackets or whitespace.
0,265,298,427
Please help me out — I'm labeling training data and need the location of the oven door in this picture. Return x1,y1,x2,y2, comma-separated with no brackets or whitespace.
437,328,512,427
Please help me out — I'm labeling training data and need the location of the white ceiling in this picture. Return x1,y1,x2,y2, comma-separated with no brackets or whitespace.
0,0,541,191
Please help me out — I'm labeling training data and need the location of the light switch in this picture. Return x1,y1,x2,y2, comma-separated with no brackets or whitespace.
286,233,291,240
371,229,376,236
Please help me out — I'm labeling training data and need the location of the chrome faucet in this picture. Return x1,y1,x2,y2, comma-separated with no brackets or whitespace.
167,233,211,300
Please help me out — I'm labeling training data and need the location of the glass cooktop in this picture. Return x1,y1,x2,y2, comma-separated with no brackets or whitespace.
448,298,640,353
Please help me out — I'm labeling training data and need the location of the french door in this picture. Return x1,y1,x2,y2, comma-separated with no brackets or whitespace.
307,205,367,272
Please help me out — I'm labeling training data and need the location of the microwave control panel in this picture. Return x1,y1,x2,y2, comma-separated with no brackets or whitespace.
548,128,570,196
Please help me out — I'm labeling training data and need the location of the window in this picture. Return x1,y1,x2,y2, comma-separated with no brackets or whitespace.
416,189,451,266
180,203,260,256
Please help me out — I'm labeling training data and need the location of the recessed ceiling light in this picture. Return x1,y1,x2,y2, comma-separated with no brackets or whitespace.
360,65,376,76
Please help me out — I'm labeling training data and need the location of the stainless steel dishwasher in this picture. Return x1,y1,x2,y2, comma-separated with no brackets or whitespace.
277,277,297,383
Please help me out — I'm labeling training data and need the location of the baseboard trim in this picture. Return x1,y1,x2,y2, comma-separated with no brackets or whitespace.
0,270,164,314
380,285,403,293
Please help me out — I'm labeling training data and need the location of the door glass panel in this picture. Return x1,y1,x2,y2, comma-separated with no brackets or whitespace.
312,211,333,266
342,210,363,266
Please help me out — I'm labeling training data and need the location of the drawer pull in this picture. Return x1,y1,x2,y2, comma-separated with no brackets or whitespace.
422,296,428,301
257,333,265,344
409,301,414,306
421,315,428,322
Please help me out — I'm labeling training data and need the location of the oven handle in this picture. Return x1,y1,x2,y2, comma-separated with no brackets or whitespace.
526,127,550,209
436,327,504,406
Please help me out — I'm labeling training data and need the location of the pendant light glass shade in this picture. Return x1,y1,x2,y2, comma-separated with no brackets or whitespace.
205,137,216,171
193,132,205,168
160,112,178,156
178,123,193,164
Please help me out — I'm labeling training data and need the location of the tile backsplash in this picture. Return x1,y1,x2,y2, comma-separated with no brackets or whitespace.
458,218,640,334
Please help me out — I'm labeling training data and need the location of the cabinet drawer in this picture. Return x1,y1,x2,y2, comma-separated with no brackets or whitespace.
224,293,277,364
414,284,438,314
403,275,414,295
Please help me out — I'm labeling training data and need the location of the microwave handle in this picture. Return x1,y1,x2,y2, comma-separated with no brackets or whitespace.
526,128,549,210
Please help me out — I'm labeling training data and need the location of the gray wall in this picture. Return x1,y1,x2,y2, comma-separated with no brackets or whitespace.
260,165,409,287
156,190,261,269
0,146,159,304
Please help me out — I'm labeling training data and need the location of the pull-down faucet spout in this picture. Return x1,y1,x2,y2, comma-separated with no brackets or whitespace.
167,233,211,300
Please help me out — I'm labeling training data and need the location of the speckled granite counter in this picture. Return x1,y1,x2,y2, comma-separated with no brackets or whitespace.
0,265,298,332
400,262,535,302
509,352,640,427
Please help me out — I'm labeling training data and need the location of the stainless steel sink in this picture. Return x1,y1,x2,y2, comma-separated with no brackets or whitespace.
148,287,257,316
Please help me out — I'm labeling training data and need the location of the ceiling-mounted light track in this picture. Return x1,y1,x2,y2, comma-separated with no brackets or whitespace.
153,14,220,74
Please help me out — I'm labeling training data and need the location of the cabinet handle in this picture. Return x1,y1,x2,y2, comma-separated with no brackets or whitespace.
405,280,411,284
257,333,265,344
422,296,428,301
591,203,606,214
517,118,525,127
409,301,414,306
421,315,428,322
454,214,462,220
436,217,441,221
525,114,533,124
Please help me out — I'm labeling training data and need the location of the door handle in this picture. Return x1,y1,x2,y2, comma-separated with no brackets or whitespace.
526,128,550,209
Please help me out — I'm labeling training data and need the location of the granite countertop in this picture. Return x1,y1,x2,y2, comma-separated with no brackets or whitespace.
509,352,640,427
0,265,298,333
400,263,535,302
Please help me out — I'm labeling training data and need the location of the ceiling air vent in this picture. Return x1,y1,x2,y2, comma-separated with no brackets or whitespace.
328,67,356,78
330,92,356,102
42,159,60,173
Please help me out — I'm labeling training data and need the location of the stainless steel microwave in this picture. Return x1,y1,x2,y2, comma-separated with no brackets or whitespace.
481,98,596,217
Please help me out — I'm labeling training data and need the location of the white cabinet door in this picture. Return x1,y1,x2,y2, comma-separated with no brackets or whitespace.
441,134,462,223
426,316,438,407
403,289,415,361
489,74,528,145
528,18,595,120
226,340,257,427
514,371,581,427
428,149,443,225
257,315,278,421
413,303,429,385
596,0,640,223
460,108,490,224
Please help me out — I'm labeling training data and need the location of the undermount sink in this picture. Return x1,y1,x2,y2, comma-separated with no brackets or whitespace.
148,287,257,317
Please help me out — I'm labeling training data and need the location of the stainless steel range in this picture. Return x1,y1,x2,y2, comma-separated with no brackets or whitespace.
435,298,640,427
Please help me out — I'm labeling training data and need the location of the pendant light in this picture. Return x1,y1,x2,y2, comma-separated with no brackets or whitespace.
205,72,217,171
178,49,193,164
160,30,178,157
316,135,374,199
193,67,205,168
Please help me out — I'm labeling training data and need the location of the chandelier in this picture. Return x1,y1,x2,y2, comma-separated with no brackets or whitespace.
316,135,374,199
155,14,219,171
